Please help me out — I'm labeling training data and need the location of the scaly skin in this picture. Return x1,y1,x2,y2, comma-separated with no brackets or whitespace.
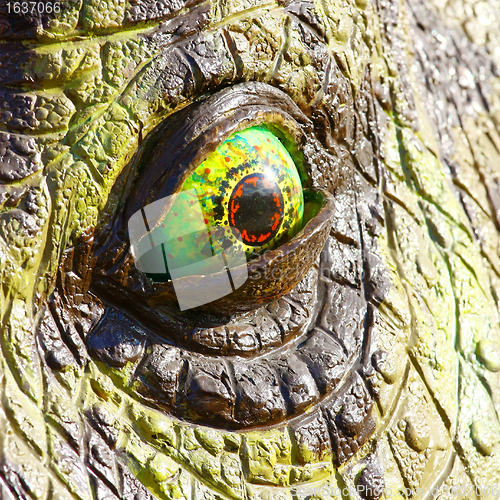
1,0,500,499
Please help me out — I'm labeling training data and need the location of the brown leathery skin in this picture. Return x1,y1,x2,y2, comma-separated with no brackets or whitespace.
0,0,500,499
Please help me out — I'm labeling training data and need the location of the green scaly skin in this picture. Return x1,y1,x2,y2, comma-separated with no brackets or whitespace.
1,0,500,499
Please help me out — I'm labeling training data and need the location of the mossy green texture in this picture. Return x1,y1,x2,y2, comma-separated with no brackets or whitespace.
1,0,500,499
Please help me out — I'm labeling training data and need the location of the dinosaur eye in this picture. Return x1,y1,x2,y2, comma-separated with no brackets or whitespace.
116,83,335,317
173,125,304,261
129,126,306,291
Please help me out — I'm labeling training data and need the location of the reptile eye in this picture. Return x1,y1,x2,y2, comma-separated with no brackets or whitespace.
96,83,336,319
137,125,305,287
87,83,346,429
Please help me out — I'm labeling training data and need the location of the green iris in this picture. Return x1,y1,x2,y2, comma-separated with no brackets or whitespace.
182,125,304,257
139,126,304,283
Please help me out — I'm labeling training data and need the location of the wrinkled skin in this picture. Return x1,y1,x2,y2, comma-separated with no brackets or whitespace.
1,0,500,499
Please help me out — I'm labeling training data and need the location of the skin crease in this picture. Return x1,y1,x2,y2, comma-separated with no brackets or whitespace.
1,0,500,499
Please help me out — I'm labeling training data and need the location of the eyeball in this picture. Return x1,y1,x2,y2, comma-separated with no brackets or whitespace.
180,125,304,258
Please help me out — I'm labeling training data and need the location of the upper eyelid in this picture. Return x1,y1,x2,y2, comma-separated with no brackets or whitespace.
124,82,324,223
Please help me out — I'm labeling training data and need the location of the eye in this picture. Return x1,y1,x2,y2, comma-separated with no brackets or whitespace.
95,83,336,320
183,125,304,256
85,83,352,431
141,125,305,285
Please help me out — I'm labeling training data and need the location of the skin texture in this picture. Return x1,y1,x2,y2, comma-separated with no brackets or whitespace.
1,0,500,499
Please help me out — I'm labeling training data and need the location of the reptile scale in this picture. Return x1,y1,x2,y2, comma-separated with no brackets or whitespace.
1,0,500,499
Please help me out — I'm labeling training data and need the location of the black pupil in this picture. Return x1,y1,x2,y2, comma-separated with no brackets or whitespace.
229,173,284,246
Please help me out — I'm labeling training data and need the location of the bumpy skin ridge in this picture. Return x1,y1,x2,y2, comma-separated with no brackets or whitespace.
1,0,500,499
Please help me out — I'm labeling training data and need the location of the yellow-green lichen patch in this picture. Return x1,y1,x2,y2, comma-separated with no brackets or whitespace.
242,428,293,486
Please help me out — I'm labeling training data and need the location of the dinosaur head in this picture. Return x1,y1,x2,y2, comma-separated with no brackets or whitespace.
1,0,500,499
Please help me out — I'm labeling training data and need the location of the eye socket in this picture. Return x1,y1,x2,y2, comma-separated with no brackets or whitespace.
95,83,337,320
85,82,353,432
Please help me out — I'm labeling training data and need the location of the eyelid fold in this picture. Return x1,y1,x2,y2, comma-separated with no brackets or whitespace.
124,81,314,223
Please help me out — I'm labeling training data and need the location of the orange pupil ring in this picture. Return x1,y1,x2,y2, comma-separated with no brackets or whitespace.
229,173,284,246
